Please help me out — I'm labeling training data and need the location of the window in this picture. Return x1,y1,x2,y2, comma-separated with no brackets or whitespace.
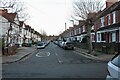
112,11,116,24
91,34,95,42
97,33,101,42
77,29,79,34
112,32,116,42
101,17,104,27
101,33,105,41
83,26,85,32
108,14,111,25
79,28,81,34
74,30,76,35
70,32,71,36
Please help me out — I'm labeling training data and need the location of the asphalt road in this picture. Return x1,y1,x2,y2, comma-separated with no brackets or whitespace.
2,42,108,78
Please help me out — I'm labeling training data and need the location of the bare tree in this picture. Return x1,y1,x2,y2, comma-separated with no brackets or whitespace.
0,0,29,21
72,0,104,53
40,29,47,41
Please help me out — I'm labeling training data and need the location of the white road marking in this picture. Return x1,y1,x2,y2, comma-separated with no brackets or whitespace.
36,52,50,57
52,43,62,64
54,51,62,64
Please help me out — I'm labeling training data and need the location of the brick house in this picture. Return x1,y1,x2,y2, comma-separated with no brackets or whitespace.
0,9,20,55
18,22,42,47
58,0,120,54
0,9,42,55
94,0,120,54
18,21,26,47
22,24,32,47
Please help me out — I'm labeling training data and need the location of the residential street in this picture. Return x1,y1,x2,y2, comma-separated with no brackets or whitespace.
2,42,108,78
1,0,120,80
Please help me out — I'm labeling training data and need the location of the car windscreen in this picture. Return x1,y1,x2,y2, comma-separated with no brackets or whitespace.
66,42,72,45
111,54,120,68
38,43,44,46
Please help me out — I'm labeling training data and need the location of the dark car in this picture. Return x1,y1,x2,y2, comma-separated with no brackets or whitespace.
62,42,74,50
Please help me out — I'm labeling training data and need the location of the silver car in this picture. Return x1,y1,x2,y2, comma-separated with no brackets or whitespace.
37,42,45,49
106,53,120,80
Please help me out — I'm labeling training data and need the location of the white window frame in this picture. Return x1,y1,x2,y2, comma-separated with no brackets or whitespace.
108,14,111,25
74,29,77,35
83,26,85,32
119,27,120,42
79,28,81,34
101,17,104,27
97,33,101,42
112,11,116,24
111,32,116,42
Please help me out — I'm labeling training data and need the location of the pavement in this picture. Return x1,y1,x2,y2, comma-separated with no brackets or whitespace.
74,47,115,62
0,46,36,64
0,44,115,64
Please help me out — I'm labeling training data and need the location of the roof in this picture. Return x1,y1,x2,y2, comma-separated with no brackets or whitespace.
0,9,17,22
98,1,120,18
24,24,30,30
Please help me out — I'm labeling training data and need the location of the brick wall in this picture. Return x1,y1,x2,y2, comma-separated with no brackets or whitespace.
116,10,120,23
4,45,17,56
93,42,119,54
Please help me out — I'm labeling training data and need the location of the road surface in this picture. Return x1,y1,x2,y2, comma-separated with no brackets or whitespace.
2,42,108,78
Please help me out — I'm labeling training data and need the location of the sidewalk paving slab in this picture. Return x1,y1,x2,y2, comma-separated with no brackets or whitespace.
74,47,115,62
0,46,36,64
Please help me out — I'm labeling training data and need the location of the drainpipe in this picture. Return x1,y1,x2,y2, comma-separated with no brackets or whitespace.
118,27,120,53
119,27,120,43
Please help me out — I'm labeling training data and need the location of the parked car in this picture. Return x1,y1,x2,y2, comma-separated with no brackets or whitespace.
59,41,65,47
43,41,49,46
37,42,45,49
54,41,59,45
62,41,74,50
106,53,120,80
57,40,63,47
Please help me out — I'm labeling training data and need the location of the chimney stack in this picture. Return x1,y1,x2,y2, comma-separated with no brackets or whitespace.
106,0,118,8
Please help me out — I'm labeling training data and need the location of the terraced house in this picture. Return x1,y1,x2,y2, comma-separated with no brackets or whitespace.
59,0,120,54
0,9,42,56
94,0,120,54
0,9,20,55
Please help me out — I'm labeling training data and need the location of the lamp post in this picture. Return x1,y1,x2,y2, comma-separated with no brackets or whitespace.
65,22,67,31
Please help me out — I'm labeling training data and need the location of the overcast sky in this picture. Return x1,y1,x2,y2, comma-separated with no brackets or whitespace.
23,0,107,36
23,0,73,36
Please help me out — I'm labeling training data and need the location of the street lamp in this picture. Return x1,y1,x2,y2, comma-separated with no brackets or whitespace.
65,22,67,31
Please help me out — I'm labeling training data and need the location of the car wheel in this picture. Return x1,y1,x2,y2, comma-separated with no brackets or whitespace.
72,47,74,50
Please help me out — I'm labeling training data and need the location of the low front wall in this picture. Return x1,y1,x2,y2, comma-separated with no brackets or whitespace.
73,42,88,50
3,45,18,56
73,41,119,54
93,42,119,54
